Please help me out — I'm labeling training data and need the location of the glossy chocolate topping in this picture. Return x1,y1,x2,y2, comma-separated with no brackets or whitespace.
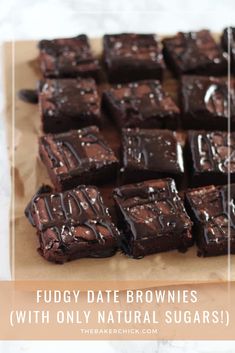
39,35,92,59
189,130,235,173
106,80,179,125
186,184,235,244
40,220,118,253
104,33,164,64
25,183,120,248
39,35,100,77
122,128,184,173
25,185,120,262
26,184,110,230
163,30,227,72
39,78,100,119
182,75,235,119
39,126,118,178
114,179,192,240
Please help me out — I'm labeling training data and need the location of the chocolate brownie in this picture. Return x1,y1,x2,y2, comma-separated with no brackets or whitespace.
221,27,235,74
163,30,227,77
103,33,165,83
186,130,235,186
39,78,101,133
185,184,235,257
181,75,235,130
39,126,119,191
38,34,100,79
25,185,120,263
102,80,180,129
121,128,184,186
113,178,193,258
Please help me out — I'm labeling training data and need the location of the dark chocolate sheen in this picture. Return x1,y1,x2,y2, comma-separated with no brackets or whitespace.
39,35,100,79
189,130,235,174
103,80,180,129
185,184,235,256
25,185,120,263
163,30,227,76
103,33,165,83
39,126,119,191
181,75,235,130
113,179,193,258
39,78,101,133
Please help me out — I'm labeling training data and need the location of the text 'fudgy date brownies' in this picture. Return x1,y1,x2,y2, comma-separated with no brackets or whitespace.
113,179,193,258
103,33,165,83
25,185,120,263
185,184,235,257
181,75,235,130
186,130,235,187
102,80,180,129
39,78,101,133
121,128,184,185
38,34,100,79
162,30,227,77
39,126,119,191
221,27,235,74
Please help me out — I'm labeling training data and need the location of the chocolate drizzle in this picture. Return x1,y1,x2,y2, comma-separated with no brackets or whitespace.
181,75,235,127
163,30,227,74
40,78,100,120
190,131,235,173
40,126,118,177
26,184,119,249
39,35,100,78
186,184,235,245
122,128,184,173
114,179,192,240
203,84,228,116
106,80,179,126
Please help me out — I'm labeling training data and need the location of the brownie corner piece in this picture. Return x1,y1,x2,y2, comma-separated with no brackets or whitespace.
39,126,119,191
113,178,193,258
25,184,120,263
103,33,165,83
102,80,180,129
39,78,101,133
162,29,227,77
181,75,235,130
121,128,184,185
185,184,235,257
186,130,235,187
38,34,101,79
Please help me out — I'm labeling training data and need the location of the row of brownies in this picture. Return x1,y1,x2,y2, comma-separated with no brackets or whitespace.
25,175,234,262
23,30,235,263
38,29,235,81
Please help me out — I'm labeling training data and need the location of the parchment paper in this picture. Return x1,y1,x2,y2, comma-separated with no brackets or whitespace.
4,39,235,282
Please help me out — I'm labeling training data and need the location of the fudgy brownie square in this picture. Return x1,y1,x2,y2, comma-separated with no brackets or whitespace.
25,185,120,263
185,184,235,257
186,130,235,187
39,126,119,191
113,178,193,258
121,128,184,186
103,33,165,83
102,80,180,129
181,75,235,130
38,34,101,79
39,78,101,133
162,30,227,77
221,27,235,74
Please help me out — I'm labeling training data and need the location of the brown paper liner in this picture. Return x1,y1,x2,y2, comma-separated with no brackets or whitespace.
3,38,235,283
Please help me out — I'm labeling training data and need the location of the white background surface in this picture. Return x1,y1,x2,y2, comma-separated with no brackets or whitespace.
0,0,235,351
